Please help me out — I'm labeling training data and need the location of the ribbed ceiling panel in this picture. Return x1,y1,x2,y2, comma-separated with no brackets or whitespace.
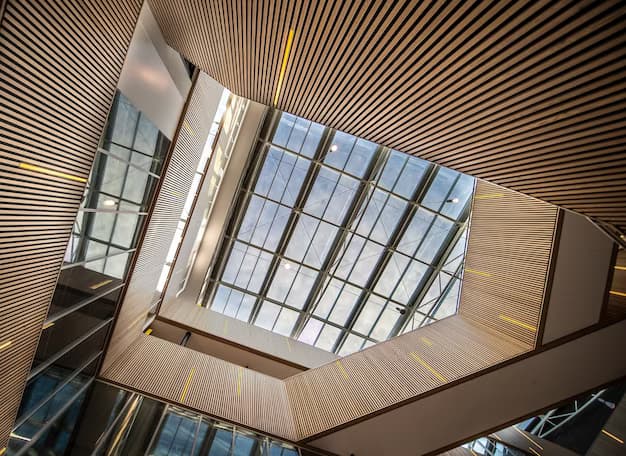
147,0,626,234
0,0,142,448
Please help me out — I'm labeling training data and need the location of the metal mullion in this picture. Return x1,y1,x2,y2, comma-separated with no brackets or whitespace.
13,378,94,456
61,248,136,270
97,145,162,179
45,283,124,325
214,281,318,317
12,350,102,430
417,260,465,328
292,147,387,339
332,163,439,351
248,128,333,324
394,202,471,335
201,138,288,307
28,318,112,380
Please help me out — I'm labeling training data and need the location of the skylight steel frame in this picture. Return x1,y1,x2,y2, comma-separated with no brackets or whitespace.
200,109,473,354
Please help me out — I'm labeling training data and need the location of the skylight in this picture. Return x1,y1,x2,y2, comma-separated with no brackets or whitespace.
200,110,474,355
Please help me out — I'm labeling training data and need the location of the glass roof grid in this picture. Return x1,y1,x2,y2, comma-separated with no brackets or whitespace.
237,116,335,326
286,144,389,339
329,162,441,352
203,110,475,354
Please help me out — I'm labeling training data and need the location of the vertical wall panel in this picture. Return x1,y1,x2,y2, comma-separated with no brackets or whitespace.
102,72,219,371
459,181,559,346
0,0,142,447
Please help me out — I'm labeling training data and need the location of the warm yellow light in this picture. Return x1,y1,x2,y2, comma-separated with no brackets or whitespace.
19,163,87,183
0,341,12,351
609,290,626,298
614,265,626,271
183,120,194,136
180,368,195,402
273,29,295,106
420,336,433,346
528,448,541,456
409,352,447,382
144,328,153,336
90,279,113,290
335,360,349,380
42,321,55,330
602,429,624,444
237,366,243,396
499,315,537,332
465,268,492,277
514,426,543,449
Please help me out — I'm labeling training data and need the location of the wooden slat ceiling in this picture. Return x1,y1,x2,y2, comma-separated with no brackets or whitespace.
0,0,142,448
147,0,626,235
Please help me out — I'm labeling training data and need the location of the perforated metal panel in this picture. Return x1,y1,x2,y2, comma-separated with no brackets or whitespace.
0,0,141,447
147,0,626,235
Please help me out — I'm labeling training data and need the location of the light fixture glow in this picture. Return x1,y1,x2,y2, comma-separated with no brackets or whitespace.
330,144,338,152
284,263,292,270
0,341,12,351
103,199,116,207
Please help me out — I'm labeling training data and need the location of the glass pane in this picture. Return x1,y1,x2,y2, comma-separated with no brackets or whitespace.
298,318,324,345
374,252,410,298
422,167,458,212
51,267,122,317
315,324,341,351
397,208,435,256
370,305,400,341
254,148,310,207
394,155,430,199
353,295,385,336
441,173,474,219
221,242,272,293
338,334,365,356
416,216,454,264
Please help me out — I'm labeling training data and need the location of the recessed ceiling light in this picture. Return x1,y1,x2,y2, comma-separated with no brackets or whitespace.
103,199,116,207
284,263,291,270
330,144,338,152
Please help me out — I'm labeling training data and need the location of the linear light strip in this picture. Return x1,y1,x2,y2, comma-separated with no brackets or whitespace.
602,428,624,444
474,193,504,199
609,290,626,297
335,360,349,380
465,268,492,277
237,367,243,396
499,315,537,332
514,426,544,450
180,368,195,402
19,162,87,183
409,352,447,382
273,29,295,106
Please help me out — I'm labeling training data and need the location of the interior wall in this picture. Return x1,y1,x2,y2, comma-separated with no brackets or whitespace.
117,2,190,139
542,211,615,344
0,0,142,448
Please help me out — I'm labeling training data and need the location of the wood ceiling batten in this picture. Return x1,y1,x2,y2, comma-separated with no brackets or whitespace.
146,0,626,235
0,0,142,448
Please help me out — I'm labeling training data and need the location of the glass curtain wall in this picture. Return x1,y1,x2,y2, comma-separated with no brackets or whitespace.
201,110,474,355
7,92,171,455
67,381,327,456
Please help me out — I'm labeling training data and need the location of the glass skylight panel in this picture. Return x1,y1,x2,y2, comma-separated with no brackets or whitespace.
204,110,475,355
